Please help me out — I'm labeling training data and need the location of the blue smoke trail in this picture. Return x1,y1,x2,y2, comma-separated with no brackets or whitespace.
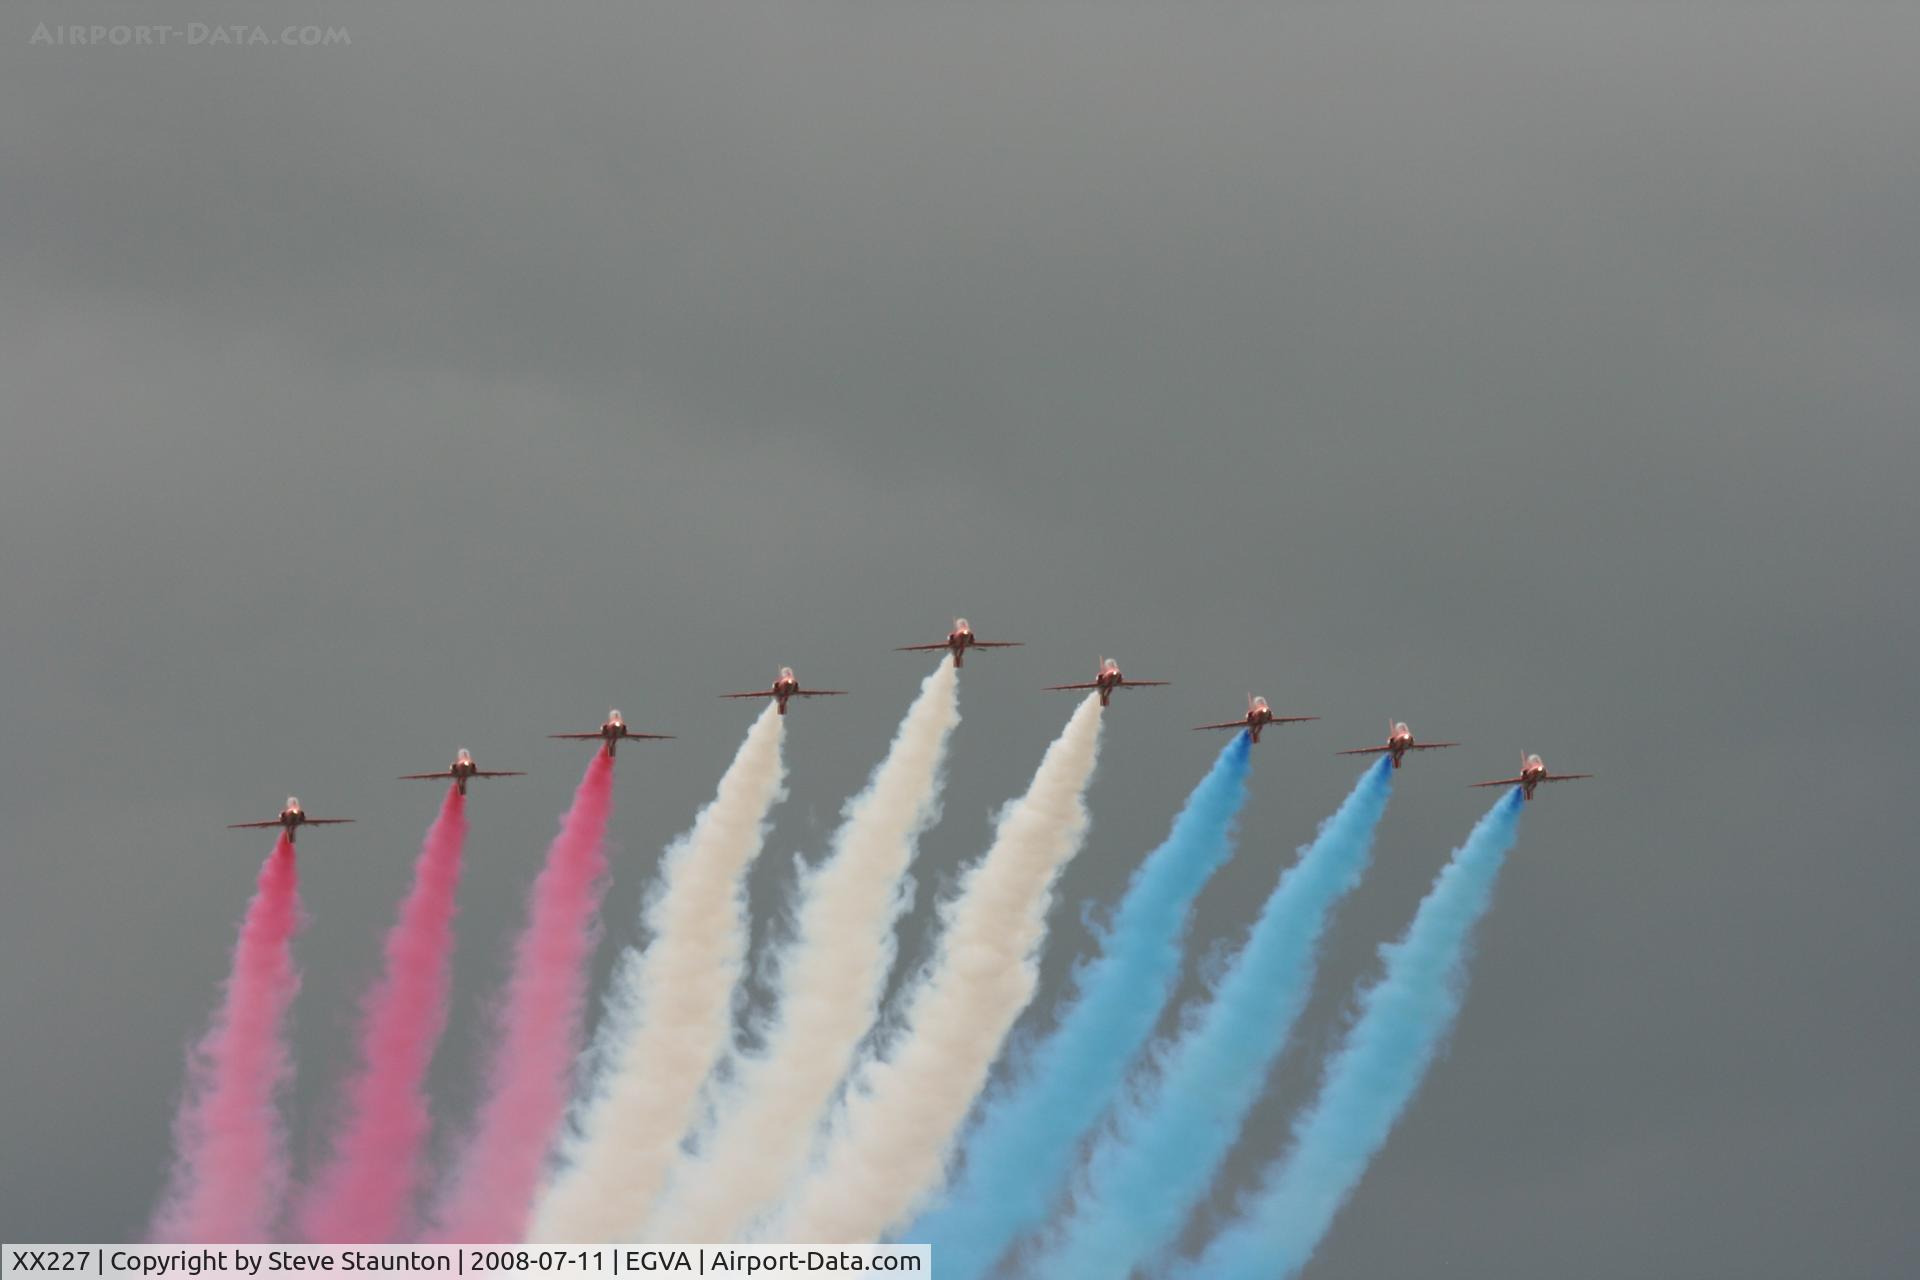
1175,789,1525,1280
904,733,1253,1280
1026,757,1395,1278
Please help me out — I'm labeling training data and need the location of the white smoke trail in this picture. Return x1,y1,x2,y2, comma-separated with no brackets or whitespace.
528,706,789,1242
646,659,962,1242
764,694,1104,1243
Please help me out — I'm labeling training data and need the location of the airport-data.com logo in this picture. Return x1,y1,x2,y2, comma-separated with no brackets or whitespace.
30,22,350,47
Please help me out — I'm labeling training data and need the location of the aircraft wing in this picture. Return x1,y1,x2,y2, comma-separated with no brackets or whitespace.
621,732,676,740
972,640,1023,648
304,818,356,826
719,691,776,699
794,689,848,697
1406,742,1460,751
1336,744,1391,756
398,771,454,781
473,770,527,779
1269,714,1318,724
894,642,950,652
1193,720,1249,732
227,820,283,829
1043,681,1100,692
1123,679,1171,688
1543,772,1594,782
1469,776,1524,789
548,732,605,739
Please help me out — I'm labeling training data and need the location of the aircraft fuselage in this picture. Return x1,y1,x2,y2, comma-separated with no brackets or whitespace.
771,678,800,714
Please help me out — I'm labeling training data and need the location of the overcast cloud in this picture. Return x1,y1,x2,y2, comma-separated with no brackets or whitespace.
2,5,1916,1274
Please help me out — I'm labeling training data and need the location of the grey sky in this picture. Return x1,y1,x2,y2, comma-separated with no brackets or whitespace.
2,4,1916,1273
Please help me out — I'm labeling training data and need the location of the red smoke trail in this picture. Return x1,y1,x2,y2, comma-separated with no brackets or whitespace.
297,787,469,1242
151,836,304,1243
429,753,616,1241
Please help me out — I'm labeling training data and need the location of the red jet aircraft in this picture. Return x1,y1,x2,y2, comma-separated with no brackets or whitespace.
399,748,526,796
895,618,1023,668
1194,695,1317,744
228,796,355,844
548,709,674,758
1338,720,1459,769
720,667,848,716
1471,752,1593,801
1044,657,1170,708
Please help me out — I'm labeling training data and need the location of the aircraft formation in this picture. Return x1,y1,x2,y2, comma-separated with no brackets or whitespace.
226,617,1591,836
